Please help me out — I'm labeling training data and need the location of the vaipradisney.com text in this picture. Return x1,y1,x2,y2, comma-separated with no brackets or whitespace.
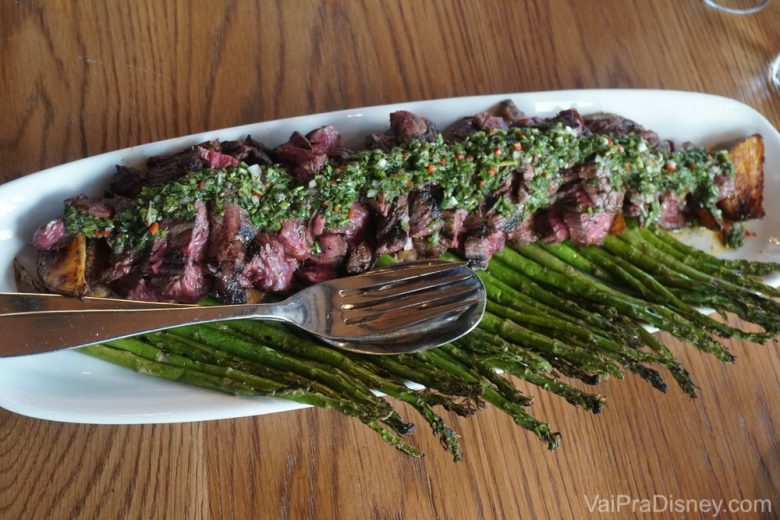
584,494,772,516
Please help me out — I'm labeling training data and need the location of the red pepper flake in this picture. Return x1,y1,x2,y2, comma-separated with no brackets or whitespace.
148,222,160,235
321,201,329,208
624,164,630,173
665,163,677,173
427,164,436,174
197,181,205,190
494,148,502,157
513,142,522,151
465,154,474,161
605,136,613,145
455,153,464,161
478,180,485,187
745,229,756,237
532,155,539,164
347,207,357,219
439,158,446,166
487,167,497,177
251,190,263,198
338,164,346,172
688,162,696,169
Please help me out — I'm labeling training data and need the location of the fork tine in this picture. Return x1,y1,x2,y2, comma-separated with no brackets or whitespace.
343,286,481,326
362,260,465,277
338,261,466,294
339,307,470,345
339,271,474,308
344,295,483,332
342,280,479,314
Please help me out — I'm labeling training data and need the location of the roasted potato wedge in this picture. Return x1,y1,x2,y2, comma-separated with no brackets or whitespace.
718,134,765,221
37,233,88,297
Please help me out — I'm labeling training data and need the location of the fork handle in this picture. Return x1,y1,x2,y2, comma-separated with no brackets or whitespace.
0,303,290,358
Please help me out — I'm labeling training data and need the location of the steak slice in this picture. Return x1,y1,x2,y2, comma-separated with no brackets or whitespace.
198,145,240,169
390,110,439,143
109,165,146,197
657,191,687,230
412,208,467,258
164,200,210,265
375,196,411,254
583,112,662,148
408,188,442,238
461,222,506,268
146,146,205,185
367,110,439,150
440,209,468,250
296,262,339,285
549,109,585,134
561,187,616,245
494,99,526,125
276,126,343,181
563,210,615,245
310,233,348,266
506,214,537,246
65,195,114,219
219,136,273,165
535,208,570,244
208,203,258,302
277,219,314,261
32,219,71,251
444,111,508,141
244,235,298,293
150,263,208,303
327,202,370,247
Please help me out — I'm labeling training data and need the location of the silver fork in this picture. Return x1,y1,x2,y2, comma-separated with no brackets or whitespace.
0,260,486,357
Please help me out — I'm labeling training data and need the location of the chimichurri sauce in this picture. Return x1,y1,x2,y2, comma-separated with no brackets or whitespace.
63,124,734,253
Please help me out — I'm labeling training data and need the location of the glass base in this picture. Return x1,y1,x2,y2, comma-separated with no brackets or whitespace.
771,54,780,93
704,0,770,14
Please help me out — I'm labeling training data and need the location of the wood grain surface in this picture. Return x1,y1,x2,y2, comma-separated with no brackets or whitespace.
1,1,779,518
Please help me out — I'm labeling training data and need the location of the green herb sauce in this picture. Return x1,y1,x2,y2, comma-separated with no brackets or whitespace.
62,123,734,253
722,223,745,249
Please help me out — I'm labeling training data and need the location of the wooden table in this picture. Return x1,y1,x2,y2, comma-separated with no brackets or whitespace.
1,1,779,518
